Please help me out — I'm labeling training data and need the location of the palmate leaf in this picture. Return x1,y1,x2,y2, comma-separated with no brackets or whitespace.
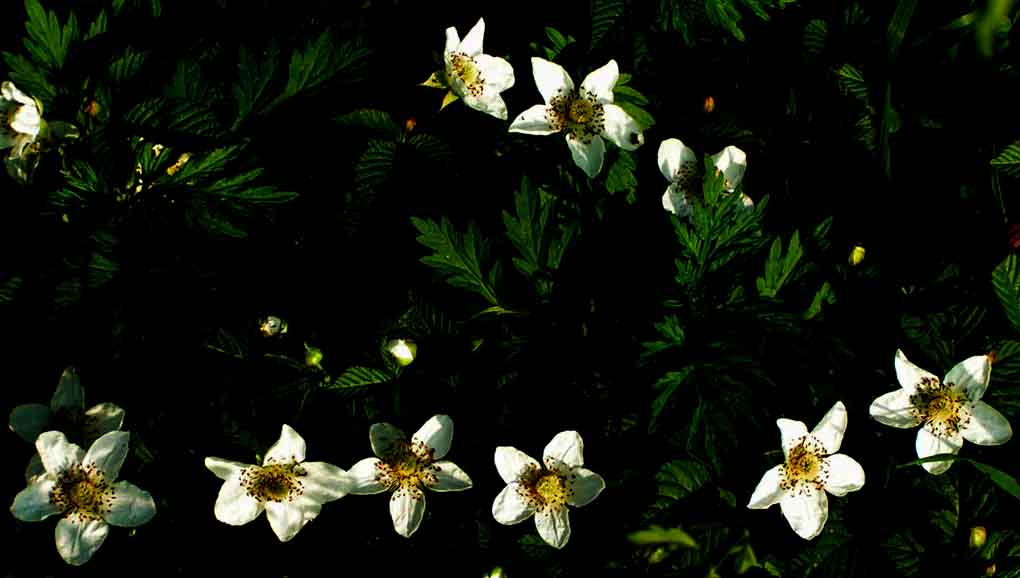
411,217,500,305
270,33,370,110
233,44,280,124
991,142,1020,177
756,230,804,298
1,51,55,104
22,0,78,70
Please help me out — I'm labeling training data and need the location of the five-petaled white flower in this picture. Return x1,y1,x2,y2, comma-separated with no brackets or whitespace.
869,350,1013,475
492,430,605,549
509,58,644,178
9,367,126,483
658,138,753,218
10,430,156,566
0,80,42,160
204,424,351,542
439,18,515,120
347,414,473,537
748,402,865,540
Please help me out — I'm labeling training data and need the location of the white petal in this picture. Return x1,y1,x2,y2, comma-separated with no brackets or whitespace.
266,498,319,542
464,93,509,120
213,474,264,525
492,483,535,524
105,480,156,527
82,403,125,443
50,367,85,412
776,418,808,459
535,506,571,549
8,403,51,443
55,517,109,566
580,59,618,103
412,414,454,461
444,26,460,55
822,454,865,496
779,490,828,540
869,389,922,428
566,133,605,178
566,467,604,507
662,186,692,218
476,54,515,92
36,431,84,477
495,446,541,484
204,456,251,482
601,104,643,151
915,426,963,475
426,460,473,492
370,422,405,458
347,457,388,494
10,104,40,136
711,145,747,192
657,138,696,181
264,424,306,464
83,431,129,481
945,354,992,401
894,349,936,394
509,104,556,135
390,487,426,537
747,464,784,509
459,17,485,56
543,430,585,472
739,193,754,209
531,57,574,104
11,477,60,521
2,81,35,106
301,461,351,503
811,401,848,454
961,401,1013,445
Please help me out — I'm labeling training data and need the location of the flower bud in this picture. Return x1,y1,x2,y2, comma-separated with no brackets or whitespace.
970,526,987,549
259,316,288,338
387,339,417,367
849,245,866,266
304,343,324,370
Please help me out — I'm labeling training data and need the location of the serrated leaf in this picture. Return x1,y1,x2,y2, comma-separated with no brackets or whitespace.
655,458,711,499
109,48,148,84
591,0,625,48
412,216,500,305
327,366,392,390
22,0,78,70
277,33,370,105
2,51,55,104
898,455,1020,499
757,230,804,298
836,63,869,103
355,139,398,195
650,368,694,431
992,142,1020,177
335,109,400,139
992,255,1020,331
233,44,280,124
803,19,827,58
605,150,638,195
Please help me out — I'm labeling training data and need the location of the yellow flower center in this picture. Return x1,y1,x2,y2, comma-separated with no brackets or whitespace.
49,463,115,522
909,377,971,437
779,436,829,494
514,465,575,512
547,88,605,145
374,440,439,499
447,52,485,98
240,462,305,503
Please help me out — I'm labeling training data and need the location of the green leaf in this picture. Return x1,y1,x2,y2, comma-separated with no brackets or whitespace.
655,459,711,500
233,44,280,124
335,109,400,139
756,230,804,298
628,526,698,549
991,142,1020,177
604,150,638,196
591,0,625,48
22,0,78,70
412,216,500,305
803,281,835,320
276,33,370,106
2,51,55,104
355,139,398,195
109,48,148,84
650,368,694,431
992,254,1020,331
897,455,1020,499
887,0,918,61
86,9,107,40
616,101,656,130
803,19,828,59
535,27,576,61
327,366,393,390
836,63,869,103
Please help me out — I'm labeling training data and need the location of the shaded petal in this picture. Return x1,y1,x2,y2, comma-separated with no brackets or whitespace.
822,454,865,497
535,507,571,549
580,59,618,103
412,414,454,461
657,138,696,181
426,460,472,492
459,17,485,56
662,186,693,218
916,426,962,475
543,430,584,472
25,453,45,483
492,483,535,524
2,81,35,106
8,403,51,443
779,490,828,540
50,367,85,412
961,401,1013,445
566,467,604,507
266,498,319,542
711,145,747,192
895,349,936,394
869,389,922,428
747,465,784,509
811,401,848,454
83,403,125,442
348,457,388,494
601,104,643,151
213,473,264,525
532,57,573,104
777,418,808,459
495,446,540,484
11,477,60,521
739,193,754,209
105,480,156,527
566,133,605,178
83,431,129,482
509,104,556,135
945,354,992,401
36,431,84,477
464,93,508,120
444,26,460,55
10,105,40,136
370,422,406,458
55,517,109,566
301,461,351,503
204,456,251,482
264,424,306,464
390,487,426,537
476,54,515,92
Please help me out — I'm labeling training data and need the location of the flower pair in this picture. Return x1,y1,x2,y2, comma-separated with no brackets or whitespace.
658,138,752,218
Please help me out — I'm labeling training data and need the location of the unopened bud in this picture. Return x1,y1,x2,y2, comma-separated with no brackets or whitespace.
970,526,987,549
304,343,323,370
259,316,287,338
387,338,417,367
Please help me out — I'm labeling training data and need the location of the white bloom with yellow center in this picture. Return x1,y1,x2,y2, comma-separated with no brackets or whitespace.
0,81,42,159
509,58,644,178
747,402,864,540
347,414,473,537
204,424,351,542
869,350,1012,474
492,430,605,549
658,139,753,217
442,18,515,120
10,430,156,566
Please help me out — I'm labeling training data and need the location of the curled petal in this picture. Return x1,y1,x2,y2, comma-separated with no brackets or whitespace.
580,59,618,103
11,477,60,521
495,446,540,484
747,465,784,510
492,483,535,524
348,457,389,494
425,460,473,492
894,349,937,394
412,414,454,461
961,401,1013,446
822,454,865,497
711,146,747,192
531,57,574,104
105,480,156,527
915,426,962,475
264,424,306,464
566,133,605,178
535,506,571,549
83,431,130,482
776,418,808,459
543,430,585,471
779,489,828,540
370,422,406,458
509,104,556,135
810,401,848,454
945,354,992,401
601,104,643,151
566,467,604,507
869,389,923,428
390,487,426,538
55,517,109,566
2,81,36,105
36,431,84,478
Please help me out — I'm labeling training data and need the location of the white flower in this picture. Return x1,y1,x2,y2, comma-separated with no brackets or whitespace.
347,414,472,537
0,80,42,159
204,424,350,542
492,430,605,549
509,58,644,178
747,402,865,540
10,430,156,566
869,350,1013,475
658,139,753,218
442,18,515,120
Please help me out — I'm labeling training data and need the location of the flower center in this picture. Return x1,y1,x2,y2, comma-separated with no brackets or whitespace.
375,440,439,496
49,463,114,522
515,465,574,512
547,89,605,145
447,52,485,98
779,437,829,494
240,462,305,503
909,377,970,437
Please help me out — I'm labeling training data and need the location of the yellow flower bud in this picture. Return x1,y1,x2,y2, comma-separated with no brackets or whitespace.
387,339,417,367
